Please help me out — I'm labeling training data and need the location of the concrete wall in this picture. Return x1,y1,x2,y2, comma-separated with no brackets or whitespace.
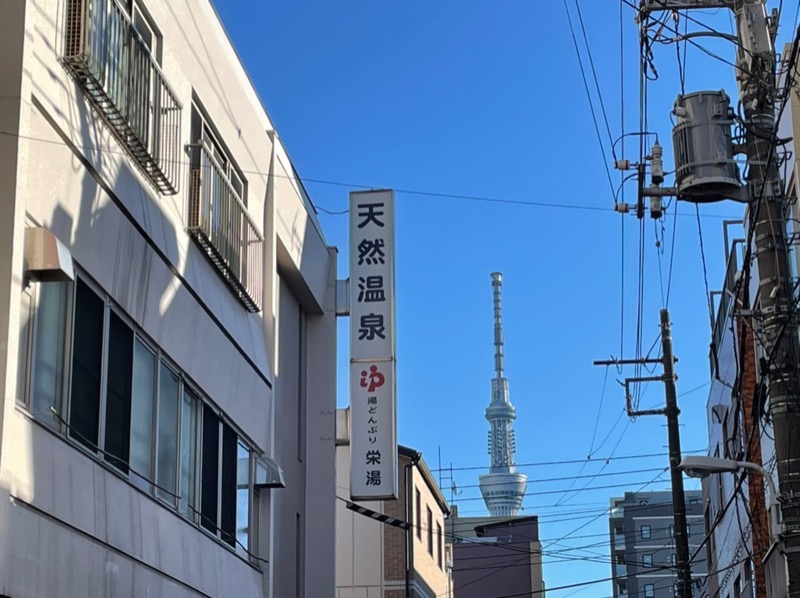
0,0,336,596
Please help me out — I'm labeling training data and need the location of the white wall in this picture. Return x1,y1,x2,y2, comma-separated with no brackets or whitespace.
0,0,337,596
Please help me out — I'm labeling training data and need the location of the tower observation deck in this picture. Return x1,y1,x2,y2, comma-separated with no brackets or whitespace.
479,273,527,517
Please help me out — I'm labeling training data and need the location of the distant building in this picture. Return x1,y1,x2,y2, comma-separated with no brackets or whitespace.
447,507,545,597
479,273,527,517
0,1,338,596
335,409,452,598
609,491,707,598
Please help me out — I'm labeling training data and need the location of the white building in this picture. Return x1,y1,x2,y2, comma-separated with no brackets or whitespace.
0,1,337,596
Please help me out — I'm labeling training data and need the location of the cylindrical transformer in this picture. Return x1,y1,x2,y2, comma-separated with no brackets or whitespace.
672,90,741,202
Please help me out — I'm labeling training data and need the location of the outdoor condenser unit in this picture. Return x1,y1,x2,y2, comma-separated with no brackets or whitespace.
672,90,743,202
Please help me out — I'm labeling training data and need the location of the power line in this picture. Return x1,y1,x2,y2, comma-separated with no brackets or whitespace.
450,466,666,491
562,0,617,201
0,129,741,219
574,0,618,159
430,448,707,472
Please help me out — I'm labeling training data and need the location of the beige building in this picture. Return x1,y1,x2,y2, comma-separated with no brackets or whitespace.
336,409,453,598
0,0,337,596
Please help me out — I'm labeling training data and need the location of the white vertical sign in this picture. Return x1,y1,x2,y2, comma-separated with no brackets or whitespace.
349,189,397,500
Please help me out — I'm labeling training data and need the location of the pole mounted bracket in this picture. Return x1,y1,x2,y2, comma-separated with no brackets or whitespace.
638,0,731,18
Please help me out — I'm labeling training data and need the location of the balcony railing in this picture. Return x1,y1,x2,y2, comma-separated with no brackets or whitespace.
188,143,263,312
63,0,181,194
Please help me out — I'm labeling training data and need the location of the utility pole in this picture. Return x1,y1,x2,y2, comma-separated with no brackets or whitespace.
595,308,692,597
660,309,693,598
633,1,799,595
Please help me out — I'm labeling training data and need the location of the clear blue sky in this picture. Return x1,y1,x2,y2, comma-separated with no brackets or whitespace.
212,1,796,595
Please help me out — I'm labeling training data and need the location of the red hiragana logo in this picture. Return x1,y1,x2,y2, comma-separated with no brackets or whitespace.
360,365,386,393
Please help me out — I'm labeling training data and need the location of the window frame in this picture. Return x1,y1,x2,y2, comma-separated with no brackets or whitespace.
189,101,248,207
437,522,443,569
640,525,651,539
426,506,433,556
21,280,74,429
415,487,421,540
644,583,655,598
642,553,653,568
21,272,261,563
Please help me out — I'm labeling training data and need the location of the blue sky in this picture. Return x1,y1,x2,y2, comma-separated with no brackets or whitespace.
212,1,796,595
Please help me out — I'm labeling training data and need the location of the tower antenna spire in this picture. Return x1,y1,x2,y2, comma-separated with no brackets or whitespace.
492,272,504,379
479,272,527,517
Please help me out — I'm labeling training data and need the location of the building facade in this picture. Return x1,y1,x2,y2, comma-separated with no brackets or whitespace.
0,1,337,596
694,40,800,598
447,509,545,597
336,409,452,598
609,491,707,598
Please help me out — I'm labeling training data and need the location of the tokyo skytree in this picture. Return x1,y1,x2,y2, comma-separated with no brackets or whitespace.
478,273,527,517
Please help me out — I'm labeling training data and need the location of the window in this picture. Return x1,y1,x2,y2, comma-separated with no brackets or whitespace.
179,388,198,517
200,405,239,546
644,584,655,598
437,523,443,569
104,312,134,472
156,362,180,503
190,106,247,206
131,340,156,491
669,524,675,538
236,440,252,553
427,507,433,556
415,488,421,539
642,554,653,567
62,0,181,193
28,281,68,426
187,102,262,312
126,0,161,60
671,553,677,566
23,275,258,557
640,525,651,539
201,405,220,534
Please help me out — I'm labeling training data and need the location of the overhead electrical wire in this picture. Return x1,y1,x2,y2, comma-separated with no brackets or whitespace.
574,0,618,160
430,447,707,472
562,0,617,201
0,128,741,220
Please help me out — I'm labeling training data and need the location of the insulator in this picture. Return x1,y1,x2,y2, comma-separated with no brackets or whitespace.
651,141,664,185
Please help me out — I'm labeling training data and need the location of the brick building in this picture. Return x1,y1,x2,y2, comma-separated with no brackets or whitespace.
336,409,452,598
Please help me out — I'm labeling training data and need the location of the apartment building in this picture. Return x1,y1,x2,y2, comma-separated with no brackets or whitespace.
694,40,800,598
0,1,337,596
609,491,707,598
336,409,452,598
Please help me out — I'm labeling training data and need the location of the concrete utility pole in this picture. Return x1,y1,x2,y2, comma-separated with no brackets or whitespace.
660,309,693,598
735,6,800,595
595,308,692,597
639,0,799,595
